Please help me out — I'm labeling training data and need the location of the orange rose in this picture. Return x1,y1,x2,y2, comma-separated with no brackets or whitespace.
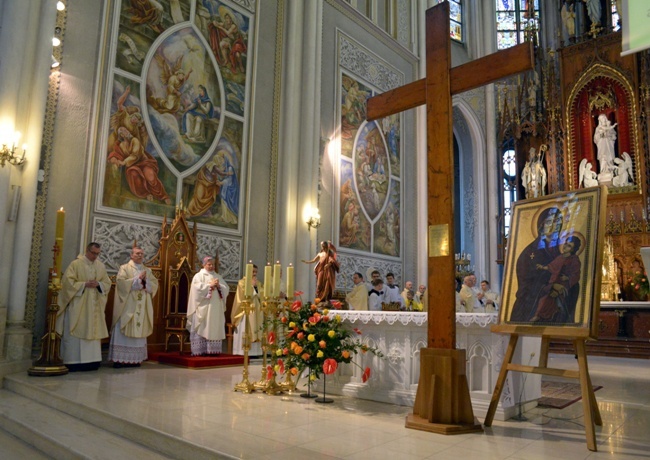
301,353,311,361
319,340,326,348
294,345,303,355
290,367,299,375
342,350,350,359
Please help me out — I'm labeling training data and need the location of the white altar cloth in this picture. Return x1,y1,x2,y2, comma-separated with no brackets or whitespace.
311,311,541,421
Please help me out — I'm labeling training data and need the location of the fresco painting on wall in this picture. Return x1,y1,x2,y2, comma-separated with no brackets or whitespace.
196,1,249,116
340,162,371,251
340,75,371,158
101,0,251,230
103,77,176,215
338,72,401,257
182,118,242,229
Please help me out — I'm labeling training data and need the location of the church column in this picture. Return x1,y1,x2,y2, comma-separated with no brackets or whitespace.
0,0,57,363
276,0,323,297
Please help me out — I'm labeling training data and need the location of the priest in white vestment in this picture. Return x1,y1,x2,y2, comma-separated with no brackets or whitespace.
231,264,263,356
479,280,500,312
108,246,158,367
186,256,229,355
345,272,368,310
459,274,483,313
57,242,112,371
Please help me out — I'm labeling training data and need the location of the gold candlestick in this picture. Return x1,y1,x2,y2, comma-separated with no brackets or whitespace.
254,297,271,390
28,242,68,376
234,296,255,393
264,297,283,395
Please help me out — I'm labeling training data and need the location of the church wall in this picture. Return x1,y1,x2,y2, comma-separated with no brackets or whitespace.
33,0,106,340
319,1,418,291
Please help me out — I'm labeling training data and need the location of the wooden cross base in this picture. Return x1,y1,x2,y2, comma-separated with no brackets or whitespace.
406,348,483,435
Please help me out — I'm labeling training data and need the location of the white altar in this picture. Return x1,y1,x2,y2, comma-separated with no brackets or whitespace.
312,311,541,421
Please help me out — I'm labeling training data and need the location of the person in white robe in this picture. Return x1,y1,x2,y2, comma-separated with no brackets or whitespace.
383,273,404,308
186,256,230,355
479,280,500,312
108,246,158,367
346,272,368,310
368,279,385,311
459,274,483,313
415,284,428,312
231,264,263,356
400,280,414,305
56,242,112,371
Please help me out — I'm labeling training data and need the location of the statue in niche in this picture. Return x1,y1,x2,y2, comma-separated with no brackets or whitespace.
561,1,576,38
583,0,601,25
521,146,547,199
593,114,618,182
612,152,633,187
578,159,599,188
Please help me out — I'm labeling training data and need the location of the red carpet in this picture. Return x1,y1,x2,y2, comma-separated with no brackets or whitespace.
149,351,244,369
537,381,603,409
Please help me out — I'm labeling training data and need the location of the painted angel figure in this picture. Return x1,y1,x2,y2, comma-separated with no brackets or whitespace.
147,53,193,115
578,158,599,188
612,152,633,187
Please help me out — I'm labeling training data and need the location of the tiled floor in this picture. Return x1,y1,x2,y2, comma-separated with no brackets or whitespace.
3,353,650,459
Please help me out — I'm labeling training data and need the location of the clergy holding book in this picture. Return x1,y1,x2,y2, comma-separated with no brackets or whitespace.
56,242,112,372
108,246,158,368
186,256,230,356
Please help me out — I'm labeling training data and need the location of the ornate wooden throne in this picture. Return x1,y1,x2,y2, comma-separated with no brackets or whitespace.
147,206,198,353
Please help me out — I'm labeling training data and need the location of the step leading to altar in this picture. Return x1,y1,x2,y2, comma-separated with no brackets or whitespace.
311,311,541,421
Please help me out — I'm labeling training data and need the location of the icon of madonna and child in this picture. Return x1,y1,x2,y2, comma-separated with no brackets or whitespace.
505,205,590,326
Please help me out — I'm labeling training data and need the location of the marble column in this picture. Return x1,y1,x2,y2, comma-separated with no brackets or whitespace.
276,0,323,298
0,0,57,365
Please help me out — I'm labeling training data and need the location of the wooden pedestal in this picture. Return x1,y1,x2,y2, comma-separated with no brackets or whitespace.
406,348,483,434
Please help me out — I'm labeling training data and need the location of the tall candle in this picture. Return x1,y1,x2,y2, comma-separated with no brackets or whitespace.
244,262,253,297
286,264,294,299
273,261,281,298
55,208,65,276
264,263,272,298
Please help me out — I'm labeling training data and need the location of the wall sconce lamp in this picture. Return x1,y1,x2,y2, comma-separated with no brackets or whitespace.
306,208,321,232
0,133,27,167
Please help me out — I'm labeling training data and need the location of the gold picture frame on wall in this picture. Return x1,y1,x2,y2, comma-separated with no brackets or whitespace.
494,186,608,339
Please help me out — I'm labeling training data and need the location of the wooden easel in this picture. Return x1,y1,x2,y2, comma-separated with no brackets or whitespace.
484,334,602,451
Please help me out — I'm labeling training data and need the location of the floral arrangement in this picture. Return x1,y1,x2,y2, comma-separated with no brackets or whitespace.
628,270,649,300
268,293,383,384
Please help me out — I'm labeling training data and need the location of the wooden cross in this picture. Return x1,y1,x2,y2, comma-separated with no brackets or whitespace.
367,2,534,432
368,3,533,350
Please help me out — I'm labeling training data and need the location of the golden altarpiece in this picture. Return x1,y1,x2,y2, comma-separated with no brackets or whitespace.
497,30,650,351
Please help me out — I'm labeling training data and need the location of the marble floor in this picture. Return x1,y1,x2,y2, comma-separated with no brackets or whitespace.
3,353,650,459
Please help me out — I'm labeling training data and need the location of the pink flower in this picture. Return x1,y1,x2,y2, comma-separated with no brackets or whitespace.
266,365,274,380
297,332,304,340
323,358,338,375
267,331,276,345
294,290,304,296
362,367,371,383
291,301,302,312
330,300,342,309
277,359,285,374
308,316,319,325
322,315,330,323
353,328,362,335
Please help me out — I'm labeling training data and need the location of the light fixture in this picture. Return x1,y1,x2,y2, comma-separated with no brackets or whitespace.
0,132,27,167
306,208,321,231
56,1,65,11
51,55,60,68
52,37,61,46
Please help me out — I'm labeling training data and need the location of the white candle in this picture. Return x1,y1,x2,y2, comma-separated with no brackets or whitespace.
55,208,65,278
286,264,294,299
264,263,272,298
273,261,281,298
244,262,253,297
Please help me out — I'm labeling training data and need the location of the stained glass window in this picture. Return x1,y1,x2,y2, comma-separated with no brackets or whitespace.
502,146,518,238
496,0,539,50
437,0,463,42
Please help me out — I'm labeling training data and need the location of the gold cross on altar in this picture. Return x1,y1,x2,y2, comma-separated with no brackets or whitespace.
366,2,534,433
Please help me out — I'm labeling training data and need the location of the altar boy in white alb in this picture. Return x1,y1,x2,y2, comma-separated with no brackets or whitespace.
186,256,230,355
108,246,158,368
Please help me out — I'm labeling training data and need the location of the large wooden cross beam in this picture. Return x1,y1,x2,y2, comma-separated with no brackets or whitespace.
368,4,533,350
367,2,534,433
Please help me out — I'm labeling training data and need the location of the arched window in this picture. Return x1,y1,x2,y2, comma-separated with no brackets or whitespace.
496,0,539,50
437,0,463,42
501,143,517,239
